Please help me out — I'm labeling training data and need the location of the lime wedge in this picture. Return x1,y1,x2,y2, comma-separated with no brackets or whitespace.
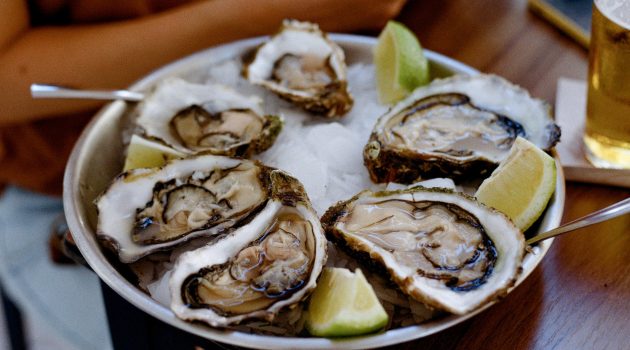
123,135,185,171
374,20,429,104
475,137,556,231
305,268,388,337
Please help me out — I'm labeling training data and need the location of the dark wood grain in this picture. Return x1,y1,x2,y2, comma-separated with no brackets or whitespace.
391,0,630,349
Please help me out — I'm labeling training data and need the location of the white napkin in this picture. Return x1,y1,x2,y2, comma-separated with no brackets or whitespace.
555,78,630,187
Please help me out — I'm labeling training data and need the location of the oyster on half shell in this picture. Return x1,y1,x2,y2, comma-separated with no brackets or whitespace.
322,187,525,315
97,155,278,263
136,78,282,158
364,74,561,183
169,171,327,327
244,20,353,117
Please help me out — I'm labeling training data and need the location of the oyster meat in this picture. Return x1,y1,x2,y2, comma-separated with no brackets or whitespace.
364,74,561,183
169,171,327,327
244,20,353,117
97,155,277,263
322,187,525,315
136,78,282,157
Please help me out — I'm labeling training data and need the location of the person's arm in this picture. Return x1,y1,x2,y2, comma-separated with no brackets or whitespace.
0,0,405,126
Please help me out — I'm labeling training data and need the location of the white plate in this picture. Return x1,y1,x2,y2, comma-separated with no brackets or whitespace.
63,34,565,350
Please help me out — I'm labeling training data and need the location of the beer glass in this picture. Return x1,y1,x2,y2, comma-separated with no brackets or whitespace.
583,0,630,169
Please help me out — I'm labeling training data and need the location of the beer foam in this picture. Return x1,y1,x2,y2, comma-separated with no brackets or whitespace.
596,0,630,29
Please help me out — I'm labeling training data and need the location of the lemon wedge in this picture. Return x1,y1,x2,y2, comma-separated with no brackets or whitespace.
475,137,556,231
123,135,185,171
305,268,388,337
374,20,429,104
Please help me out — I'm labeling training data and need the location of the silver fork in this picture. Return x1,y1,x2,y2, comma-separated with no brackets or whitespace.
527,197,630,245
30,83,144,101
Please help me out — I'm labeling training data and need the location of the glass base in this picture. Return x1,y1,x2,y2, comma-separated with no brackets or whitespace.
583,133,630,169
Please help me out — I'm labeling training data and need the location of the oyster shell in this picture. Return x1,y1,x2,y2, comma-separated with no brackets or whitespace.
364,74,561,183
244,20,353,117
97,155,278,263
322,187,525,315
169,171,327,327
136,78,282,157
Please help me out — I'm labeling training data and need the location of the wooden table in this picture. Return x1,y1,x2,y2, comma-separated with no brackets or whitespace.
390,0,630,349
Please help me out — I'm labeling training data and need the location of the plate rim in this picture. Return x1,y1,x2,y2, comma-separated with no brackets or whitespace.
63,33,565,350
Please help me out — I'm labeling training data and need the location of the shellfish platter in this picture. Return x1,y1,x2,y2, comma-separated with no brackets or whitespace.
65,20,565,349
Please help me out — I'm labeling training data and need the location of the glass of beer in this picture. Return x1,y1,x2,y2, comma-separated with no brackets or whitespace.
583,0,630,169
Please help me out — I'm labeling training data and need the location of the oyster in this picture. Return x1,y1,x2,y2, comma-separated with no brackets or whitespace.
97,155,277,263
244,20,353,117
169,171,327,327
364,74,561,183
136,78,282,157
322,187,525,315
